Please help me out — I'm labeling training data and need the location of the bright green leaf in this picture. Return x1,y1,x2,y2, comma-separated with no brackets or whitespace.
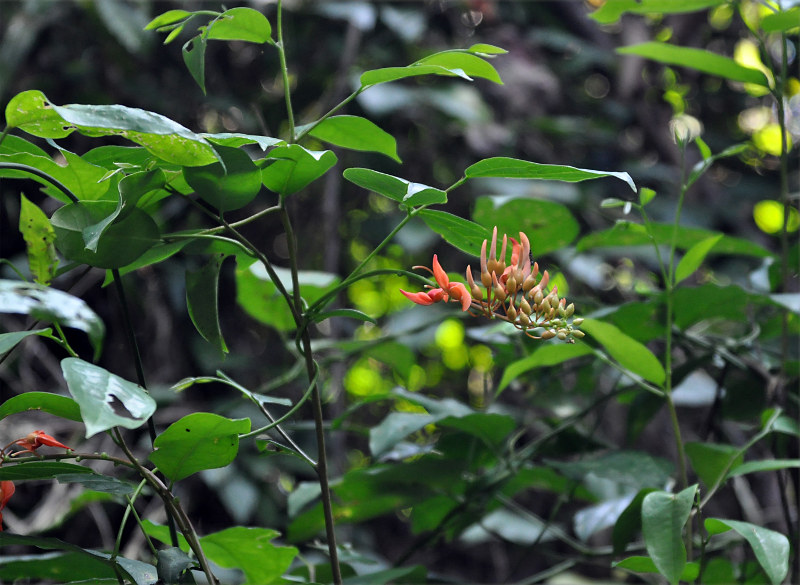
498,343,592,394
675,234,723,284
19,194,58,284
61,357,156,438
149,413,250,481
145,9,192,30
182,35,207,94
613,556,700,581
590,0,728,24
612,488,657,555
199,527,297,585
305,115,400,162
206,7,272,43
186,254,229,356
704,519,789,585
0,151,113,203
468,43,507,55
580,319,665,385
639,188,656,206
202,132,285,150
359,63,474,88
184,145,262,212
760,7,800,33
418,209,489,257
0,391,82,423
416,51,503,84
343,168,446,206
642,485,698,585
261,145,337,196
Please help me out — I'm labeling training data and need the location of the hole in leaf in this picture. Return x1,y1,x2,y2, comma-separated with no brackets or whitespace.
107,395,135,419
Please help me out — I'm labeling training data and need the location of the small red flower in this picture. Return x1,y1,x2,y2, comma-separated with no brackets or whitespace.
0,481,14,531
9,430,72,456
400,254,472,312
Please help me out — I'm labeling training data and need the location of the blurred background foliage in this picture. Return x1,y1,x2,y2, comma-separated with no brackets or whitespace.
0,1,796,583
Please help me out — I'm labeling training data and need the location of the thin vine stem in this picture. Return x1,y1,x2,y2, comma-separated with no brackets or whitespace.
276,0,296,142
0,162,79,203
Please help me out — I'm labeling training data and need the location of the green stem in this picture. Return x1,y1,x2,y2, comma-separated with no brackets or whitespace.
112,479,152,560
294,90,360,143
0,125,10,149
276,0,296,142
0,163,80,203
52,323,79,358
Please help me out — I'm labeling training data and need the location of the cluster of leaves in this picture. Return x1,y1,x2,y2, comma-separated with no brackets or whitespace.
0,1,797,585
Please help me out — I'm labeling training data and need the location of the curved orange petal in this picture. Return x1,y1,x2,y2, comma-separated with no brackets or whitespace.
400,289,436,305
31,431,71,451
431,254,450,290
449,283,472,311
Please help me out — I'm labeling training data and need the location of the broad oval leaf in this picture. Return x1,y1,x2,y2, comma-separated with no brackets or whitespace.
19,194,58,284
642,485,698,585
261,145,337,196
206,7,272,43
343,168,446,206
416,51,503,84
184,145,262,211
5,90,217,166
704,518,789,585
199,527,297,585
497,343,592,394
761,7,800,33
149,413,250,481
186,254,229,356
685,441,742,489
580,318,665,385
0,280,104,357
51,201,160,269
0,391,82,423
618,42,770,87
465,157,636,192
61,357,156,438
675,234,723,284
305,116,400,162
418,209,489,257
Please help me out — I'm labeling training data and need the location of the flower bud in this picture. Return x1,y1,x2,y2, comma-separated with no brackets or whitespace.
506,275,517,294
522,274,537,293
540,298,551,313
518,312,530,327
557,330,567,340
565,303,575,317
571,317,583,326
519,298,531,315
507,304,517,321
533,289,544,304
541,329,556,340
571,330,585,339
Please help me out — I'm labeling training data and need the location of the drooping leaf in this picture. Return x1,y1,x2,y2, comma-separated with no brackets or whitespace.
198,527,297,585
261,145,337,196
343,168,446,206
0,329,53,357
202,132,285,150
0,391,82,423
472,196,580,256
704,519,789,585
0,280,105,357
613,556,700,582
612,488,657,554
19,194,58,284
310,308,377,325
465,157,636,192
497,343,592,394
149,413,250,481
186,254,229,356
359,63,473,87
618,42,770,86
675,234,723,284
685,442,742,489
590,0,729,24
61,357,156,438
641,485,698,585
5,90,217,166
184,144,262,212
418,209,489,257
145,9,192,31
157,547,196,584
580,319,665,385
182,34,207,94
304,115,400,162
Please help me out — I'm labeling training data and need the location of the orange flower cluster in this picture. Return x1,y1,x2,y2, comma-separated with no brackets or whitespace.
401,227,584,341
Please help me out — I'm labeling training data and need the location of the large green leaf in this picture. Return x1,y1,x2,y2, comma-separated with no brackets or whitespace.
61,357,156,438
205,7,272,43
547,451,673,493
728,459,800,478
465,157,636,192
149,413,250,481
641,485,698,585
261,144,337,196
0,391,82,423
761,7,800,33
0,280,105,357
590,0,729,24
685,442,742,489
580,319,665,385
186,254,229,356
304,116,400,162
184,145,262,211
613,556,700,582
612,488,657,554
618,42,770,87
471,196,580,256
0,151,113,203
415,51,503,84
418,209,489,257
5,90,217,166
343,168,446,207
497,343,592,393
0,551,119,583
199,527,297,585
705,519,789,585
19,194,58,284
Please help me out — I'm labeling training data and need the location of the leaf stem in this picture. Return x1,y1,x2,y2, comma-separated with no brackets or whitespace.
0,163,80,203
276,0,296,142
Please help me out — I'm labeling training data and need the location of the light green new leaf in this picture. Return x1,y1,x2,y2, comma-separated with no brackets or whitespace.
581,319,665,385
186,254,229,356
416,51,503,84
145,9,192,30
465,157,636,191
149,413,250,481
704,519,789,585
19,194,58,284
306,116,400,162
343,168,446,206
261,145,337,196
618,42,770,87
613,556,699,581
61,357,156,438
184,145,262,211
0,391,82,423
468,43,507,55
205,7,272,44
590,0,728,24
761,7,800,33
202,132,285,150
0,151,112,203
498,343,592,394
675,234,723,284
360,64,472,88
5,90,217,166
0,280,105,357
199,527,297,585
642,485,698,585
418,209,489,257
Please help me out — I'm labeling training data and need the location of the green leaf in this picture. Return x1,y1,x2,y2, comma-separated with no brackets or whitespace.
186,254,229,356
359,64,473,87
547,451,673,493
641,485,698,585
56,473,137,495
0,462,91,481
202,132,285,150
418,209,489,257
182,35,207,94
576,221,771,258
465,157,636,192
0,151,113,203
675,234,723,284
580,319,665,385
51,201,160,269
19,194,58,284
369,412,438,457
590,0,728,24
0,329,52,356
198,527,297,585
640,187,656,206
612,488,657,555
0,391,82,422
613,556,699,581
157,547,196,584
472,196,580,256
61,357,156,438
704,519,789,585
0,551,117,583
0,280,105,357
618,42,770,87
261,144,337,196
343,168,446,206
206,7,272,43
149,413,250,481
728,459,800,478
184,145,262,212
498,343,592,394
468,43,507,55
311,308,377,325
5,90,217,166
416,51,503,84
145,9,192,30
685,442,742,489
761,7,800,33
305,116,400,162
